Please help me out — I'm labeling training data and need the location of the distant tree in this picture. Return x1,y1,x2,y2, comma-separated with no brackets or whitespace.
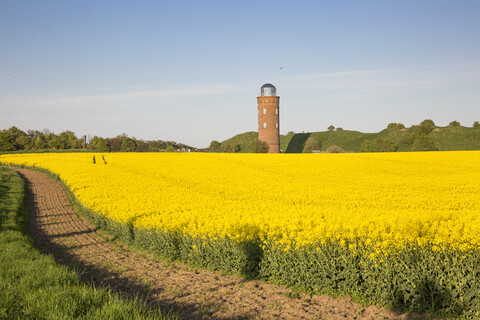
247,139,269,153
325,145,344,153
33,132,47,149
474,121,480,129
412,136,438,151
403,119,436,146
362,138,398,152
0,131,18,151
302,136,321,153
166,145,175,152
121,137,138,152
449,120,460,127
327,125,335,132
48,134,67,150
136,140,150,152
89,136,109,152
107,136,123,152
287,131,295,135
151,140,168,150
208,140,221,152
420,119,436,131
387,123,406,130
59,130,82,149
5,127,31,150
16,135,33,150
335,127,343,131
7,126,26,140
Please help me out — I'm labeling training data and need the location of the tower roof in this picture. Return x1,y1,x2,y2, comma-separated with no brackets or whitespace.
260,83,277,96
261,83,276,89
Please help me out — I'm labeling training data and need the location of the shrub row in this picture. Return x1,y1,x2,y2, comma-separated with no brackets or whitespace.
79,198,480,318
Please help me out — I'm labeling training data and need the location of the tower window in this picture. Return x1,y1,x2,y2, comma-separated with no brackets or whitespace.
263,122,267,128
275,108,278,114
276,123,278,128
263,108,267,114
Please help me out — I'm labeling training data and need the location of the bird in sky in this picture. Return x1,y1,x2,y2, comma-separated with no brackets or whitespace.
279,66,284,70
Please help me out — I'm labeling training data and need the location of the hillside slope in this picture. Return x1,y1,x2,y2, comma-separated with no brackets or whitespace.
221,126,480,153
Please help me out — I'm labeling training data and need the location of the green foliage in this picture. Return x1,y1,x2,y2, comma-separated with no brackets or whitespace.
247,139,269,153
327,125,335,132
412,136,438,151
231,122,480,154
0,131,18,151
208,140,221,152
220,132,258,153
362,138,398,152
121,137,138,152
420,119,436,131
302,136,320,153
221,143,240,153
89,136,110,152
0,127,192,153
336,127,343,131
449,120,461,127
387,123,406,130
402,119,439,151
0,167,174,320
166,145,175,152
474,121,480,129
325,145,344,153
260,241,480,318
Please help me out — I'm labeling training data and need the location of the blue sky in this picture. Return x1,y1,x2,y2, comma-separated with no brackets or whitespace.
1,1,479,148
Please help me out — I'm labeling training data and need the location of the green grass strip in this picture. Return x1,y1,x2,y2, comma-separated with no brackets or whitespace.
0,167,177,320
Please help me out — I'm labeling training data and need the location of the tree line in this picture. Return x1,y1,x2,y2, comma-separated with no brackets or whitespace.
0,127,192,152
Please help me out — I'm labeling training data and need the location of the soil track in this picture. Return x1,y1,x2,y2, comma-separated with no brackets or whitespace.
14,167,439,320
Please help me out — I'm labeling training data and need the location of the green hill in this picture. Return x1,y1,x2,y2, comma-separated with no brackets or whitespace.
220,131,258,152
221,125,480,153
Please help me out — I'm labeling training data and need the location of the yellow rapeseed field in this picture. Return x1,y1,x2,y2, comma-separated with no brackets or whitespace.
2,151,479,251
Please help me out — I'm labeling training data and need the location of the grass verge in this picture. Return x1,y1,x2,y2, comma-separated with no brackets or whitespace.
0,166,177,320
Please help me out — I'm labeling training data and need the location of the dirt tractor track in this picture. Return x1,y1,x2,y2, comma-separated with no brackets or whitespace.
13,167,438,320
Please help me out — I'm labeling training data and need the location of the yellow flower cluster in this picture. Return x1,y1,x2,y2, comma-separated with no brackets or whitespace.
2,151,480,250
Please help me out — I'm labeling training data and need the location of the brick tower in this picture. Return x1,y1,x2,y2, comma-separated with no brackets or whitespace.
257,83,280,153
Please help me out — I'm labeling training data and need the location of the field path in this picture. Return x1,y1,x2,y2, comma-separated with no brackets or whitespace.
14,167,436,320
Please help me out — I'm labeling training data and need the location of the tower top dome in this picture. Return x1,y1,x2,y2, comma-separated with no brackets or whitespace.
260,83,276,96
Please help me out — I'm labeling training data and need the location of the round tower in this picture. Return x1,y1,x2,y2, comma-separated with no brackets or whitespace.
257,83,280,153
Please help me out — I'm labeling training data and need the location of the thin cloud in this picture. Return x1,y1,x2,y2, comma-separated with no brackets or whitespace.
278,62,480,92
0,83,247,111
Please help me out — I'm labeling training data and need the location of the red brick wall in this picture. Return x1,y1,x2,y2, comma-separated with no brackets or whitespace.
257,96,280,153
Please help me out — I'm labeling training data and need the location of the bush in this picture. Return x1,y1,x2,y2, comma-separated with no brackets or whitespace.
403,119,437,147
302,137,321,153
362,138,398,152
420,119,436,131
412,136,438,151
387,123,406,130
474,121,480,129
449,121,460,127
221,143,239,153
208,140,221,152
247,139,269,153
327,125,335,132
325,145,344,153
